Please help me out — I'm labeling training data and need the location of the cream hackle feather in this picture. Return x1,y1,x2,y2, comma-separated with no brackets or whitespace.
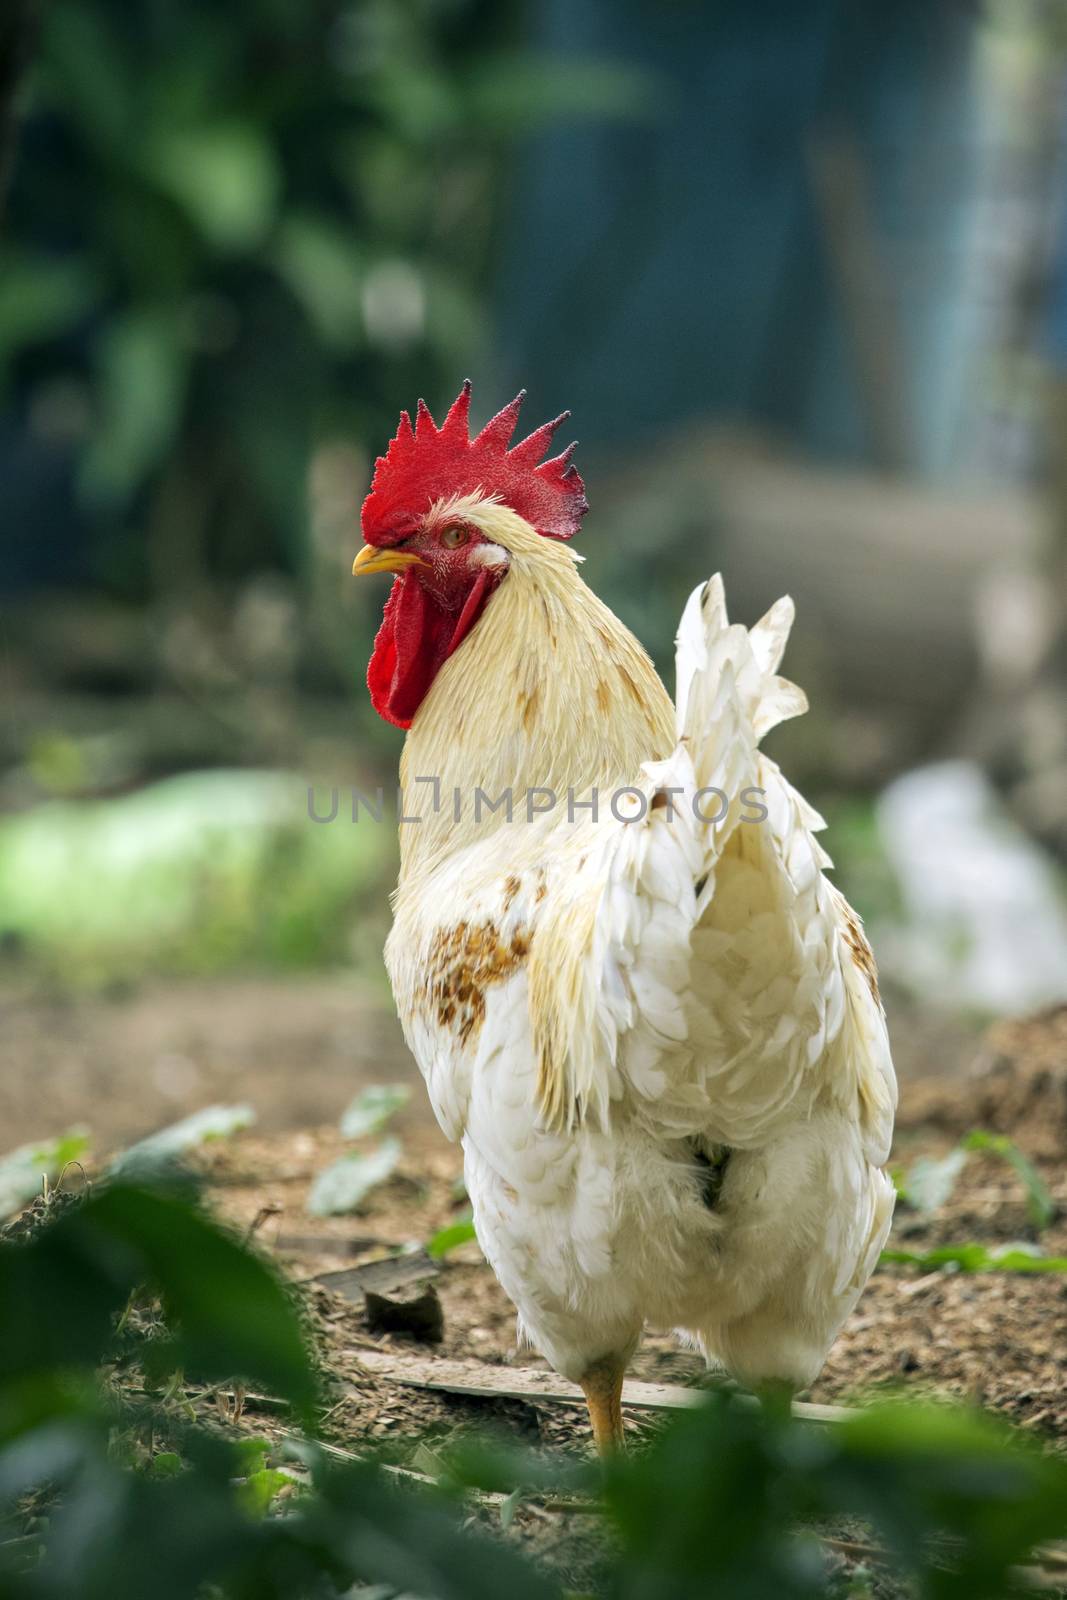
394,493,675,886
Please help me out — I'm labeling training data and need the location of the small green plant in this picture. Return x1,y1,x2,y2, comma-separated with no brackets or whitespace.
599,1395,1067,1598
894,1127,1057,1234
0,1180,317,1418
0,1128,90,1218
428,1215,479,1259
962,1130,1057,1230
451,1391,1067,1599
308,1081,412,1215
307,1135,402,1216
0,1178,551,1600
894,1146,968,1214
111,1104,255,1177
883,1241,1067,1273
339,1083,411,1139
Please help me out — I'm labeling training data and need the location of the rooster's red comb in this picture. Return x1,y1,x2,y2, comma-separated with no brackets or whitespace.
361,382,587,546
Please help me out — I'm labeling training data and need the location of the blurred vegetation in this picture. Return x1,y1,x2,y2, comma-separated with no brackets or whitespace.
0,0,661,948
2,0,648,627
0,0,666,996
0,770,387,984
1,1172,1066,1598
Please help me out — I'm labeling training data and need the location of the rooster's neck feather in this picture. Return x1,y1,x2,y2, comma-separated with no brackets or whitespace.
396,530,674,882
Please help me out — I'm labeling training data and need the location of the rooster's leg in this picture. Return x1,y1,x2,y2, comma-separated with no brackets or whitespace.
579,1353,627,1455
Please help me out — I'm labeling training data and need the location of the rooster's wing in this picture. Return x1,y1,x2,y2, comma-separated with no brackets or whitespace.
527,576,896,1167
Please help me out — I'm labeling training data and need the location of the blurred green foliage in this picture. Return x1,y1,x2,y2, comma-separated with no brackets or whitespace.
2,1175,1065,1598
0,770,386,983
812,794,905,927
0,1180,318,1420
0,1179,557,1599
601,1396,1067,1598
3,0,650,603
307,1133,401,1214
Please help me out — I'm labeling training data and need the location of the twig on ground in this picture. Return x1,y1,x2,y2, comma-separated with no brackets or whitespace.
244,1203,283,1244
344,1350,857,1425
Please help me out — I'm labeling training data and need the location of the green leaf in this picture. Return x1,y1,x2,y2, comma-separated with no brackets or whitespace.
339,1084,410,1140
144,122,280,251
463,54,662,131
298,1458,562,1599
0,1128,91,1218
0,253,95,366
112,1105,255,1177
232,1437,271,1476
499,1486,524,1531
80,308,188,502
274,215,365,348
0,1183,318,1418
38,0,132,153
427,1217,479,1260
410,1442,447,1480
307,1138,401,1216
238,1466,292,1518
364,65,460,142
882,1241,1067,1273
962,1130,1056,1230
599,1387,1067,1599
898,1146,968,1213
149,1451,183,1479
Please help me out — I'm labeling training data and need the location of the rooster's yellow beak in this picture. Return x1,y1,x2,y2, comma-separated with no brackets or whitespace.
352,544,424,577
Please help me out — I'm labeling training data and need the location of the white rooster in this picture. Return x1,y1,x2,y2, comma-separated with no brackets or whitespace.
352,385,897,1450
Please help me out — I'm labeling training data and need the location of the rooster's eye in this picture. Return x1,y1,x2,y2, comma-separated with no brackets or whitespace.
440,524,470,549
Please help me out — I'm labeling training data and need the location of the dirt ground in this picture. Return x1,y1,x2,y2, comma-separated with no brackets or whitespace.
195,1116,1067,1430
5,973,1064,1452
178,1004,1066,1593
5,975,1066,1590
0,972,417,1151
184,1030,1067,1447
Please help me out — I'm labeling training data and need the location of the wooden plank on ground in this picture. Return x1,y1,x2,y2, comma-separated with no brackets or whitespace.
348,1349,855,1424
307,1249,439,1303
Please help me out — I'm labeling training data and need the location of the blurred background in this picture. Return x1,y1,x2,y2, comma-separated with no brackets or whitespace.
3,0,1067,1157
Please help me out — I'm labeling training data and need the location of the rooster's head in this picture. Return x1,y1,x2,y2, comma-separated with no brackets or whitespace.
353,382,587,728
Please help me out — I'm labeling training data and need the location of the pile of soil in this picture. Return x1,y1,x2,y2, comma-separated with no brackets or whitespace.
898,1003,1067,1160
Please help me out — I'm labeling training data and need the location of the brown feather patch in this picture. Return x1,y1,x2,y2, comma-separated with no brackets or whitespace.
423,917,531,1044
842,907,881,1007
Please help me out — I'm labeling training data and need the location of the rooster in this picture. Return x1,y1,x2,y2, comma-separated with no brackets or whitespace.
352,384,896,1451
